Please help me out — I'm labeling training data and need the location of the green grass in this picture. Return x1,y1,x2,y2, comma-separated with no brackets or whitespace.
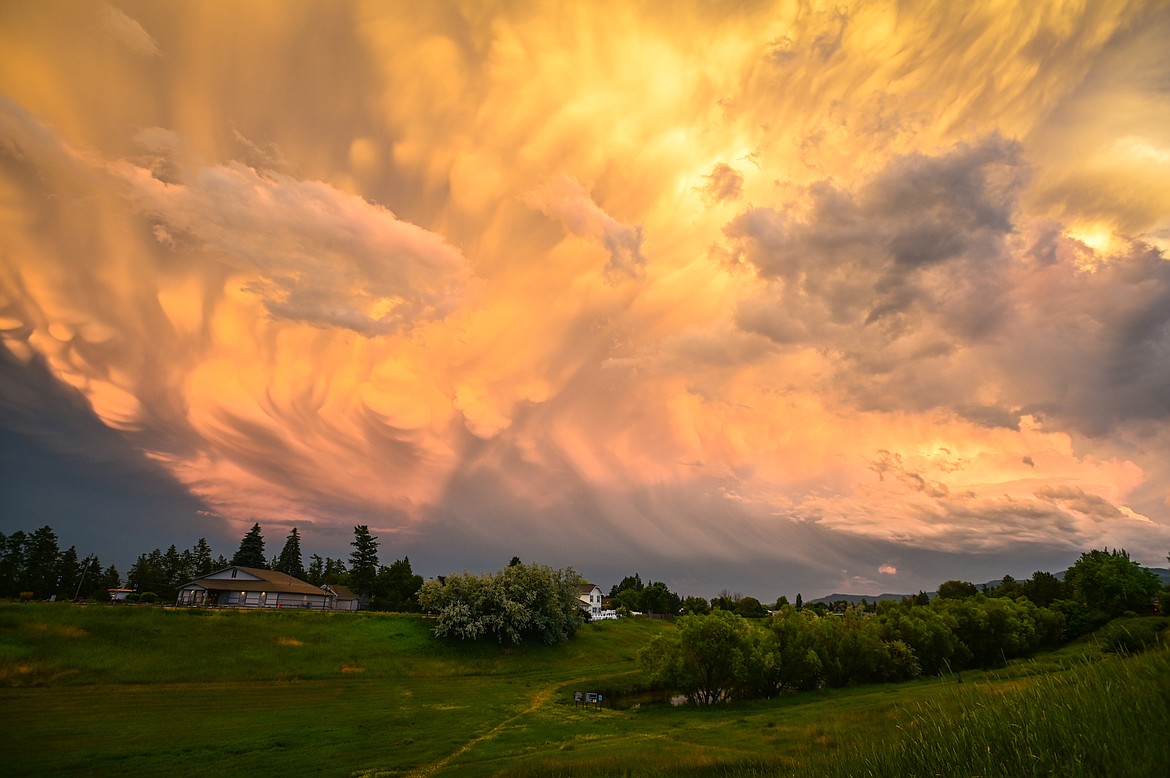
0,603,1167,777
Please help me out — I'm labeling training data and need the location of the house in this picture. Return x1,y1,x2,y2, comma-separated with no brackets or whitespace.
577,582,617,620
577,583,602,617
108,588,134,603
176,566,339,610
321,583,361,611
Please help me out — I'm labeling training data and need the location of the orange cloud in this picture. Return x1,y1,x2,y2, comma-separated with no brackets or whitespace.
2,1,1169,595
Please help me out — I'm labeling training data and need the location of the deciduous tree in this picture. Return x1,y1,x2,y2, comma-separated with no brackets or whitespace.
417,561,585,644
1064,548,1160,617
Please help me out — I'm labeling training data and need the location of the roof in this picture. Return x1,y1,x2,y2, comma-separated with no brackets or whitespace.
577,582,601,595
322,583,358,601
179,566,324,596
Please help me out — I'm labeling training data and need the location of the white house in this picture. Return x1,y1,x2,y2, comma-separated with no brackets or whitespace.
577,583,617,620
176,566,338,610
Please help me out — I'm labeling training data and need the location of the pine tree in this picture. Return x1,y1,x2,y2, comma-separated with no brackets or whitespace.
231,523,268,569
274,528,306,580
26,525,61,598
306,554,325,585
348,525,380,597
191,538,216,576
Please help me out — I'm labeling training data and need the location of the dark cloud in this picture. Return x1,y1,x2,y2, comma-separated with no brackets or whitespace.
0,347,227,569
699,162,744,205
727,135,1170,436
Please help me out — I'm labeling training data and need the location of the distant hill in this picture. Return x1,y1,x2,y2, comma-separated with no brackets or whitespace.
809,567,1170,607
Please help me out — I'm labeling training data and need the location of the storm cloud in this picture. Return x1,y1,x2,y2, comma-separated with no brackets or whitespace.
2,1,1169,598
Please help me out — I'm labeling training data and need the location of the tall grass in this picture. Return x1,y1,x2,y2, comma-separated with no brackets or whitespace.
810,647,1170,778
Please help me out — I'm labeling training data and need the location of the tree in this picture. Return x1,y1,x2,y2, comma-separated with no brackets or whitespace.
25,525,61,598
640,581,681,615
190,538,216,576
936,580,978,600
1063,548,1160,617
710,590,737,611
681,595,711,615
98,564,121,593
373,556,423,612
609,573,644,599
348,525,380,597
1020,570,1066,607
0,530,28,598
417,562,586,644
639,610,773,704
274,528,306,580
58,546,81,601
231,523,268,569
734,596,768,618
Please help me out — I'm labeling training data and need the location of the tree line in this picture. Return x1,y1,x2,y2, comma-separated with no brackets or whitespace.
0,522,423,611
639,548,1168,705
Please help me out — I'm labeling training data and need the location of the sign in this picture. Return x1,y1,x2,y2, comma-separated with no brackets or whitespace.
573,691,604,708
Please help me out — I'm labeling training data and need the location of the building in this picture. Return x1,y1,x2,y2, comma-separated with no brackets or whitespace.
176,566,340,610
577,582,617,620
321,583,361,611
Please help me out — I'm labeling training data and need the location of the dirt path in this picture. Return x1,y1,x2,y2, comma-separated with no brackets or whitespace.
407,678,592,777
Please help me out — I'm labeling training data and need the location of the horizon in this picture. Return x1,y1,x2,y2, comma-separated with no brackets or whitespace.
3,2,1170,602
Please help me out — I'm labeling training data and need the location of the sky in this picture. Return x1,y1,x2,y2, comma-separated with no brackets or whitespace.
2,0,1170,601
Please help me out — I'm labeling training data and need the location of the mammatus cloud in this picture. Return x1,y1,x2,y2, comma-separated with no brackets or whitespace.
525,176,646,282
2,1,1170,598
114,154,470,336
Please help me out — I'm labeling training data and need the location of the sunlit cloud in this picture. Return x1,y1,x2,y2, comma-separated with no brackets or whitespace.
2,0,1169,598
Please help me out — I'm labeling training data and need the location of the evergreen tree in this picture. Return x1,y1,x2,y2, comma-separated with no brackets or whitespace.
274,528,306,579
306,554,325,585
374,556,423,611
128,549,165,595
58,546,81,601
99,564,121,592
0,530,28,597
348,525,380,597
323,557,347,583
73,555,104,600
162,545,186,588
231,523,268,569
25,525,61,598
190,538,216,576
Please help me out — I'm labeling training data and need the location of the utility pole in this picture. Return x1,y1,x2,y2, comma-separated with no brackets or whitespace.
73,555,95,601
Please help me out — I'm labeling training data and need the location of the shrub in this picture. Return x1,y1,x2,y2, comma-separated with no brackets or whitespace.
1098,617,1168,655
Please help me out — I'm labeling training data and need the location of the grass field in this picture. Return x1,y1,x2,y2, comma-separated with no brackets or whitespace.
1,604,1167,777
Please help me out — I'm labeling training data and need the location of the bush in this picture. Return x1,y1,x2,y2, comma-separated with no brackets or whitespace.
417,562,585,644
1098,617,1168,655
139,592,159,604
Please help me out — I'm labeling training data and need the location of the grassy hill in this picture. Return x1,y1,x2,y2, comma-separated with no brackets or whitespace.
1,603,1167,777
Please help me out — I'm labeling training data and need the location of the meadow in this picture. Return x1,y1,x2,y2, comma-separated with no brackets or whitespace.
0,603,1166,777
